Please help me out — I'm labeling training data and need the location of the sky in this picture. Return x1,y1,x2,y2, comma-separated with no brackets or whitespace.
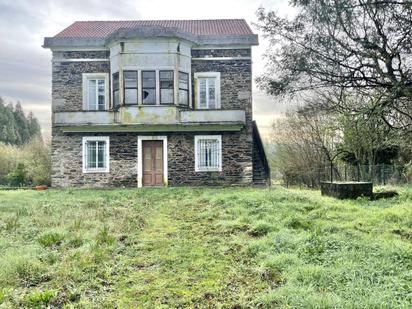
0,0,295,138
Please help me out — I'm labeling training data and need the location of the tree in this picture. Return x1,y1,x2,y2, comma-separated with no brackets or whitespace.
0,97,42,145
27,111,42,139
0,98,19,144
13,102,30,145
270,106,340,187
256,1,412,132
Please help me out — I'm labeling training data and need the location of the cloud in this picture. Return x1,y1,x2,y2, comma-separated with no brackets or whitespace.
0,0,293,137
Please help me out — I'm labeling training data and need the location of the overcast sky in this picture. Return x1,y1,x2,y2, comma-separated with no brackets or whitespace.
0,0,295,137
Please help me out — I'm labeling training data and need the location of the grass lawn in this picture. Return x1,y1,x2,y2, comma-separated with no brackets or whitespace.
0,186,411,308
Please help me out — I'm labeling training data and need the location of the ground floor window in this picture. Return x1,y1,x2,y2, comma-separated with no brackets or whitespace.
82,136,110,173
195,135,222,172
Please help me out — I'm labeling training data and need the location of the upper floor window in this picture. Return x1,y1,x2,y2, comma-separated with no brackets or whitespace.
142,71,156,105
82,73,109,110
179,72,189,105
124,70,138,105
112,72,120,108
160,70,174,104
194,72,220,109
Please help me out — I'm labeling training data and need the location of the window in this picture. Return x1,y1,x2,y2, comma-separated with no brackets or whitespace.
195,72,220,109
82,137,109,173
83,73,109,110
124,70,138,104
179,72,189,105
195,135,222,172
160,70,174,104
142,71,156,105
112,72,120,108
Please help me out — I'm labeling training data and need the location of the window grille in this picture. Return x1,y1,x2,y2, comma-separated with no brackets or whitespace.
83,138,109,173
195,136,221,171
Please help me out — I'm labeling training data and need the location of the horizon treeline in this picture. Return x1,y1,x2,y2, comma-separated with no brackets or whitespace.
0,96,41,145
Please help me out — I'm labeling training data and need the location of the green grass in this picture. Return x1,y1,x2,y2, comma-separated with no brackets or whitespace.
0,186,411,308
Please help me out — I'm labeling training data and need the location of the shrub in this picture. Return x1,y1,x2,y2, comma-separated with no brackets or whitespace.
21,137,51,186
6,163,26,186
0,137,51,186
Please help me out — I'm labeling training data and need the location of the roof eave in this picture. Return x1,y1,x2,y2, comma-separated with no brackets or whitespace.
43,37,106,49
43,33,258,49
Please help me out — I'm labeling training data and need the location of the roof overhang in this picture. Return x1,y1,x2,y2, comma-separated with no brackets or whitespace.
43,25,258,49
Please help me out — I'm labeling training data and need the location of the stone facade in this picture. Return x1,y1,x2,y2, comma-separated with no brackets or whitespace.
52,51,110,112
168,131,252,186
51,128,138,188
51,130,252,187
191,49,253,118
50,48,260,187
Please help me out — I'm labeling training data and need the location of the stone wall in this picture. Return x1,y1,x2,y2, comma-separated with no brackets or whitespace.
191,48,251,58
51,130,252,187
168,131,252,186
191,49,252,120
52,51,110,112
51,48,254,187
189,49,254,186
51,128,137,188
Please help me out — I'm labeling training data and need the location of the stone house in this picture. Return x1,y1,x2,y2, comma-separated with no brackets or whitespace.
43,19,269,187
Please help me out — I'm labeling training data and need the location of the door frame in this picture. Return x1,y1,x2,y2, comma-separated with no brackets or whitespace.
137,136,168,188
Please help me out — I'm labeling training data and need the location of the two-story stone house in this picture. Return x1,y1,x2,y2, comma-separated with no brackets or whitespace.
43,19,269,187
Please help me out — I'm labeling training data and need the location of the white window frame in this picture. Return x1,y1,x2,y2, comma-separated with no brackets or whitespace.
113,67,192,107
82,73,110,110
194,72,221,109
178,71,190,106
194,135,222,172
82,136,110,173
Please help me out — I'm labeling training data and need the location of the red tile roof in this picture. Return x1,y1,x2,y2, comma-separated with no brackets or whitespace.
54,19,254,38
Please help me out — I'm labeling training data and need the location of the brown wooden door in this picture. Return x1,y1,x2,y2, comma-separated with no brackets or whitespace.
142,141,164,187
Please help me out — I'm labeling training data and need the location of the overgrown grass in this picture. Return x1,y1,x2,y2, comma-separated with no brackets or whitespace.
0,186,411,308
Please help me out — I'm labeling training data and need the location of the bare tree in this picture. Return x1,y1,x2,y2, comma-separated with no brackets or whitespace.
256,1,412,132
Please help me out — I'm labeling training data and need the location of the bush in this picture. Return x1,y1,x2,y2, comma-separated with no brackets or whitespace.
0,137,51,186
21,138,51,186
6,163,27,186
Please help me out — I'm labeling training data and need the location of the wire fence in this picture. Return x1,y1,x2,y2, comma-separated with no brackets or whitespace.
274,164,409,188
